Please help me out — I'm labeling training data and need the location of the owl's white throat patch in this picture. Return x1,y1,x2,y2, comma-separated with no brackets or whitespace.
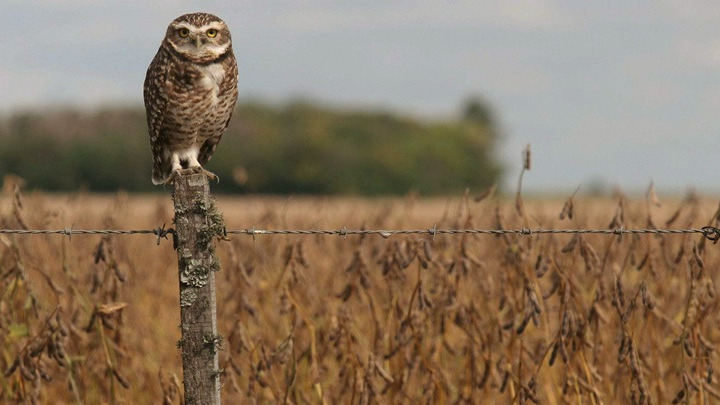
199,63,225,105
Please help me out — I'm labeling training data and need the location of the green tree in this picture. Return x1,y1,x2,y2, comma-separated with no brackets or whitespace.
0,100,504,195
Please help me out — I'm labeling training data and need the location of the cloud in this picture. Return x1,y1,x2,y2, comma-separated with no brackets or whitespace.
658,2,720,23
276,1,578,32
671,38,720,70
0,68,52,112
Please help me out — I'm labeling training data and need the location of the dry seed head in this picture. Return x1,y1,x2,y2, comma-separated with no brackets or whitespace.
608,198,625,229
640,283,655,310
665,206,682,226
422,239,434,262
282,244,294,269
19,362,35,381
534,252,543,270
646,214,656,229
559,186,579,220
683,338,695,357
621,295,636,324
579,238,599,272
113,369,130,389
646,182,661,207
296,241,308,267
543,278,559,299
702,276,716,300
474,184,497,202
636,251,649,270
561,234,580,253
560,309,571,338
708,363,714,383
522,144,531,171
535,258,550,278
548,341,559,366
559,339,569,363
11,185,29,230
618,335,628,362
13,184,23,209
692,241,704,269
526,283,542,314
671,389,685,404
615,275,625,308
516,312,532,334
673,243,685,264
559,197,574,220
499,370,509,392
685,297,699,327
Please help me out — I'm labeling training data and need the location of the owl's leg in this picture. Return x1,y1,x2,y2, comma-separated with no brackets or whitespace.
170,153,183,172
161,153,184,185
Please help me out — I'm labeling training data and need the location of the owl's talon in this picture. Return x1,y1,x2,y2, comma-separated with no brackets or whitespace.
183,166,219,183
164,170,181,185
201,168,219,183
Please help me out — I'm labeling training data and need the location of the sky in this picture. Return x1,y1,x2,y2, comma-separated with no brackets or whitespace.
2,1,720,195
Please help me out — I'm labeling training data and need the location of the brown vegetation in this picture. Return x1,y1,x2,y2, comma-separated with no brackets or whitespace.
1,187,719,404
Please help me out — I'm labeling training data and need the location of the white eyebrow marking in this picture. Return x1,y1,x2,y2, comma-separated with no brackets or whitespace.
173,22,196,31
198,22,224,31
172,21,224,32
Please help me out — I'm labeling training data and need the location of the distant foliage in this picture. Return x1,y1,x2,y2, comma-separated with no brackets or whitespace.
0,100,503,194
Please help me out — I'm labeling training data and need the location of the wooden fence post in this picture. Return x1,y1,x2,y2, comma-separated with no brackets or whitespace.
172,173,224,405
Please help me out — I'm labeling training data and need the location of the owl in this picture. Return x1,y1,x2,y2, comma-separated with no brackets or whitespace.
144,12,239,185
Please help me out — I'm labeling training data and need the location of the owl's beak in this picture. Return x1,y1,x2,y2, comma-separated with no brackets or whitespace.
194,35,203,48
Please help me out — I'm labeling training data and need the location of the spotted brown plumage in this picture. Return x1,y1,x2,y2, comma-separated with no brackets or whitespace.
144,12,239,185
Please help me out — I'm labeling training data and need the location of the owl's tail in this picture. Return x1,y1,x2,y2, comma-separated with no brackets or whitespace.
152,158,171,185
152,172,165,185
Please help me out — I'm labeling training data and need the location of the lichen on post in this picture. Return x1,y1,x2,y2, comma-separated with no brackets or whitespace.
171,172,224,405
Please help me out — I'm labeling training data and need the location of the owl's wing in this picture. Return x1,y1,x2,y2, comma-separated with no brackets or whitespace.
144,47,172,185
198,112,233,165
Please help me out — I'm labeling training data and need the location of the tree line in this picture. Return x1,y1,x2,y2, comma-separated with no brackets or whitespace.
0,99,503,194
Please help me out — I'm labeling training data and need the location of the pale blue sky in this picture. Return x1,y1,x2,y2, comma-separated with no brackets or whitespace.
2,1,720,194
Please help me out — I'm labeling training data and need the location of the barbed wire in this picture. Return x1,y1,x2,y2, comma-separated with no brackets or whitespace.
1,225,719,244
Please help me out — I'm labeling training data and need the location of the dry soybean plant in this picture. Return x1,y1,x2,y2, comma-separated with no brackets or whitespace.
1,180,720,404
214,187,720,404
0,186,132,404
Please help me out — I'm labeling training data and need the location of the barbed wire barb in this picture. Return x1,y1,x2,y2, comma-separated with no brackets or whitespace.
154,224,174,246
701,226,720,243
64,224,73,241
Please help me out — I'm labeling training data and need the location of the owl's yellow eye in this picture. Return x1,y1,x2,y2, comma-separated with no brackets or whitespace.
206,29,218,38
178,28,189,38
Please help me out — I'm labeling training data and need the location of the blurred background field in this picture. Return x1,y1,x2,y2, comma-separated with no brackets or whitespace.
2,189,720,403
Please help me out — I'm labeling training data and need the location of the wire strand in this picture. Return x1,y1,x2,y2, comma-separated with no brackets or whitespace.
1,226,719,242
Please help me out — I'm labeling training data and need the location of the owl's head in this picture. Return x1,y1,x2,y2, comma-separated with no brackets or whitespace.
164,13,232,63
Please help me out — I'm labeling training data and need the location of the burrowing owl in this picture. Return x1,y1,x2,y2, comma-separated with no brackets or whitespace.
144,12,238,185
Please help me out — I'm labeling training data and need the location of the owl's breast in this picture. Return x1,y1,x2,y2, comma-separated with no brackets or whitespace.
198,63,226,106
160,55,236,151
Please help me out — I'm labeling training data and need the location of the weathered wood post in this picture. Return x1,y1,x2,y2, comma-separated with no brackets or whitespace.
172,172,224,405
